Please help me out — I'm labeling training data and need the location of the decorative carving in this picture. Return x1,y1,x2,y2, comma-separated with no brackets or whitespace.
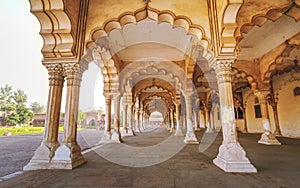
63,63,85,86
44,64,64,86
211,59,234,83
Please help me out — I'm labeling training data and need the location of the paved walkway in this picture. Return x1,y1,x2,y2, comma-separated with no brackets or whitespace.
0,129,103,177
1,127,300,187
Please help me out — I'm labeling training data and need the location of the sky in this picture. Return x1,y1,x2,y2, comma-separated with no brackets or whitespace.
0,0,104,112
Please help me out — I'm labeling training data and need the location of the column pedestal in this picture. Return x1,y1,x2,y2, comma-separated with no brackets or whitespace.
258,131,281,145
258,120,281,145
23,143,56,170
213,143,257,173
51,143,86,169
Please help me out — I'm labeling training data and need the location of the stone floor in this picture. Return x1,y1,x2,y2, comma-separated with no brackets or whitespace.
1,127,300,188
0,129,103,177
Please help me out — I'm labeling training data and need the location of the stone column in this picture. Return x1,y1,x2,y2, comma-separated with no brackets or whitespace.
205,106,214,133
120,103,128,136
255,92,281,145
212,59,257,173
270,102,282,136
127,103,135,136
175,103,184,136
194,108,201,131
141,111,145,130
242,106,248,133
24,63,64,171
99,95,112,143
137,109,142,132
51,63,86,169
170,109,176,133
184,93,199,144
111,93,122,142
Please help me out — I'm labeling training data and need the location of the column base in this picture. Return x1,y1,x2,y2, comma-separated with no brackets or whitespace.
258,131,281,145
50,144,86,169
194,127,201,131
175,127,184,136
184,131,199,144
213,143,257,173
111,130,122,143
99,131,112,144
274,129,282,137
205,127,215,133
99,130,122,144
120,128,135,137
170,128,176,133
23,143,56,171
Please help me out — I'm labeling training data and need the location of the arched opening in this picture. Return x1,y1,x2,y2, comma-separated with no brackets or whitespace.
149,111,164,126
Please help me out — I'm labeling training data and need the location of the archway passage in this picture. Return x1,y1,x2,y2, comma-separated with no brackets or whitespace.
24,0,300,175
149,111,164,126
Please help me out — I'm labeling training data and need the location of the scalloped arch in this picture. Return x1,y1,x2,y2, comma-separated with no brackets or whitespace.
235,3,299,44
87,6,211,51
232,67,258,90
123,65,185,95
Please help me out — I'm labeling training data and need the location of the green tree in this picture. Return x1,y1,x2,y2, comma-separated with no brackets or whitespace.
12,89,28,105
0,85,13,111
77,109,86,125
6,112,19,126
30,102,46,114
16,104,34,125
0,86,34,126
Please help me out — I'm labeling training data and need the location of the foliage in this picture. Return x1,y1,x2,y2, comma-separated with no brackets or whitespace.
6,112,19,125
0,85,34,126
0,85,13,111
0,126,65,136
12,89,27,105
77,109,86,125
16,104,34,125
30,102,46,114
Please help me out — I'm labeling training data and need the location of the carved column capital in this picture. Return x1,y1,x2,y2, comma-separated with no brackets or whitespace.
63,63,85,86
105,95,112,105
44,63,64,86
211,59,234,83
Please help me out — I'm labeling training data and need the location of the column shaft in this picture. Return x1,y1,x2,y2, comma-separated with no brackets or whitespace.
184,95,199,144
212,59,257,173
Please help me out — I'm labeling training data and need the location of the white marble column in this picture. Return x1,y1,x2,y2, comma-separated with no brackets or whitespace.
255,91,281,145
170,109,176,133
111,93,122,142
120,103,128,136
99,95,112,143
51,63,86,169
212,59,257,173
184,94,199,144
175,103,184,136
137,109,142,132
24,63,64,171
205,106,214,133
194,108,201,131
128,104,135,136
